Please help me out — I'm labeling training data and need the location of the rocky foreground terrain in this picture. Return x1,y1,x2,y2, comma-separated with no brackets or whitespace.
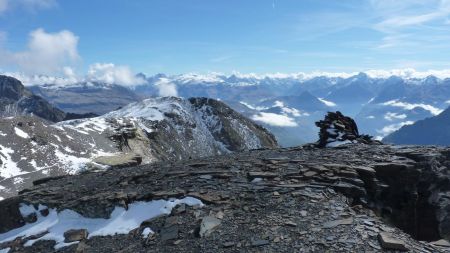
0,142,450,252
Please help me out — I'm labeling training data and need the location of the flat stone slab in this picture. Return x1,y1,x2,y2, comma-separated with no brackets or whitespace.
378,232,408,251
199,216,221,237
323,217,353,228
93,153,142,168
431,239,450,247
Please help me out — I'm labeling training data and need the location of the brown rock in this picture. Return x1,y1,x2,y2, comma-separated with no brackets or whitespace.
64,229,88,243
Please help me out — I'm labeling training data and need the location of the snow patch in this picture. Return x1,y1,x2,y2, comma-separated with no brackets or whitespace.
141,227,153,238
14,127,29,139
327,140,352,147
0,198,204,249
0,145,24,178
53,149,89,174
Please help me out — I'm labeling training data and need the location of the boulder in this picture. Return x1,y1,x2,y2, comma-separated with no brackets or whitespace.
378,232,408,251
92,153,142,168
64,229,88,243
199,216,221,237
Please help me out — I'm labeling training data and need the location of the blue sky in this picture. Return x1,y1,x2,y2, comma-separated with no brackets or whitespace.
1,0,450,77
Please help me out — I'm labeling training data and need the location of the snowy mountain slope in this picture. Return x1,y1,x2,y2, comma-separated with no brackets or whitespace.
0,97,277,199
82,97,278,161
0,115,117,200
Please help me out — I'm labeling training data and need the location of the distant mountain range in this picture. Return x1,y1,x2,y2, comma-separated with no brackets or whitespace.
21,72,450,146
29,82,140,115
3,72,449,146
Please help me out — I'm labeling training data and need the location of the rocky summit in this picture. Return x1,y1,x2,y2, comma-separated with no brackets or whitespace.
0,143,450,252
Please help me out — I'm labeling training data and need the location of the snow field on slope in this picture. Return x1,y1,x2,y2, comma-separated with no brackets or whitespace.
0,197,204,249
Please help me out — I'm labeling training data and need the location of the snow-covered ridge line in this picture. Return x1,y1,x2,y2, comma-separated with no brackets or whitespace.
7,68,450,87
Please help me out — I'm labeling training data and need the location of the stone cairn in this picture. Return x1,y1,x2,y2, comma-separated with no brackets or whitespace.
315,111,379,148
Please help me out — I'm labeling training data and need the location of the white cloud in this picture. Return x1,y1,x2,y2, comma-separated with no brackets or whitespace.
384,112,407,121
2,71,78,87
62,66,76,79
252,112,298,127
372,0,450,32
0,28,79,75
377,121,414,136
382,100,443,115
155,77,178,97
87,63,145,86
0,0,55,13
9,68,450,88
318,98,337,107
273,100,284,107
369,0,450,50
365,68,450,79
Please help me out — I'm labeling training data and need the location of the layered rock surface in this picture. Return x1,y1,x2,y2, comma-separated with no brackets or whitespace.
0,144,449,252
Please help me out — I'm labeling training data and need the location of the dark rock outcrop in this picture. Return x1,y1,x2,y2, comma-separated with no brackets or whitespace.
315,111,380,147
0,144,450,252
188,97,278,151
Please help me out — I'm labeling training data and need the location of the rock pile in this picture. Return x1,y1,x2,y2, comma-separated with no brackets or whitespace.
315,111,380,147
1,144,450,252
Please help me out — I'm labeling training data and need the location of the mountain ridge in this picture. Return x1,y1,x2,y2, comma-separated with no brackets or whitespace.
0,96,277,200
383,106,450,145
